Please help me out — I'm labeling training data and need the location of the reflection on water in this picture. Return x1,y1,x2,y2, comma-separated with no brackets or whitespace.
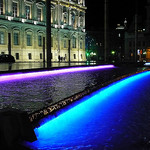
0,67,139,113
0,62,91,71
0,68,115,113
25,71,150,150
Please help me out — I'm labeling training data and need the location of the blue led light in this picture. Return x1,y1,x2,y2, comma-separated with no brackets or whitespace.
25,71,150,149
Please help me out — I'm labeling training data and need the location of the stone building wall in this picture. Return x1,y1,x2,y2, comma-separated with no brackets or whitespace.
0,0,86,62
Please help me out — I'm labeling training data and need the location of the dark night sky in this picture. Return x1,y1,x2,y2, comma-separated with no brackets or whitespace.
85,0,147,30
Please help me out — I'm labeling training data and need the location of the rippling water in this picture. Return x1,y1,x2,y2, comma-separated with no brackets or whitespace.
25,71,150,150
0,67,146,113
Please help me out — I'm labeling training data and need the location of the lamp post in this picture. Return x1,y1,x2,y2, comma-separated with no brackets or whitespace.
134,0,138,62
8,33,11,56
46,0,51,68
104,0,109,62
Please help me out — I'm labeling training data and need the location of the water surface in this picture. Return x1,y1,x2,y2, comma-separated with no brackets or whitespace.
25,71,150,150
0,67,140,113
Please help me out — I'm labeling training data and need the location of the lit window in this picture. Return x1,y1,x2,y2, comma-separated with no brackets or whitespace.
72,36,76,48
28,53,32,59
14,33,19,45
0,0,3,15
25,5,30,19
13,2,17,17
40,53,42,59
37,8,42,21
16,53,19,60
64,39,67,48
38,35,42,46
27,34,32,46
80,41,83,49
0,31,4,44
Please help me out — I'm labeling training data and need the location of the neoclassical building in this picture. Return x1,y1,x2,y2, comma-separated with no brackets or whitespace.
0,0,86,62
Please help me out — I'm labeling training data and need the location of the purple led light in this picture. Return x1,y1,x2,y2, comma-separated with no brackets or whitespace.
0,65,115,82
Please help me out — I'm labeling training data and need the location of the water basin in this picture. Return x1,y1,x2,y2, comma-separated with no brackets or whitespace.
25,71,150,150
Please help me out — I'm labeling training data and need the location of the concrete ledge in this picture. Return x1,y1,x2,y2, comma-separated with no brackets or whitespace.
0,108,37,149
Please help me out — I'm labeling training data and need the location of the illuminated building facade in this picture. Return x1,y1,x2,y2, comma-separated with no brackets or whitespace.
0,0,86,62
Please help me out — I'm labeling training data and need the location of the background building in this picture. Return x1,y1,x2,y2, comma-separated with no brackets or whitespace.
124,0,150,62
0,0,86,62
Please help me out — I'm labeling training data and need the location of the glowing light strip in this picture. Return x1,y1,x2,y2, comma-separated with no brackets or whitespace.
32,71,150,142
144,62,150,66
0,65,114,82
36,71,150,130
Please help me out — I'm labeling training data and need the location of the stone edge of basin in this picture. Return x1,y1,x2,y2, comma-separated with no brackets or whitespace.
28,68,150,127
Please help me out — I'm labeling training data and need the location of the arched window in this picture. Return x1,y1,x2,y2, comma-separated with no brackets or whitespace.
0,26,7,45
37,8,42,21
71,13,75,25
26,30,33,46
63,35,68,48
12,2,18,17
72,36,76,48
63,7,68,24
13,30,20,45
51,5,55,24
25,5,31,19
0,31,4,44
36,2,44,22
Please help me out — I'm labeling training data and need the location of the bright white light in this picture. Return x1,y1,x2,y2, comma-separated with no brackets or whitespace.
144,63,150,66
22,18,26,23
8,16,13,21
34,21,37,25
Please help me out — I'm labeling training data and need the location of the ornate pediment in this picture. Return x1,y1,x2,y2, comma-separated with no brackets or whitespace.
24,0,34,4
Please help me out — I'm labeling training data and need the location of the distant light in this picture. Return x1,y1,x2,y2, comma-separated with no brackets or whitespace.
111,50,115,55
34,21,38,25
0,65,115,82
22,18,26,23
8,16,13,21
144,63,150,66
82,29,85,32
86,52,90,56
54,24,58,28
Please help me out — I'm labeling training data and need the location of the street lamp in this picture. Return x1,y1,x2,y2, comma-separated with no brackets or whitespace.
46,0,51,68
104,0,109,62
134,1,138,62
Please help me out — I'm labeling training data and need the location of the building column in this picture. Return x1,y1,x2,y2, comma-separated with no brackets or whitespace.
69,8,72,25
77,10,80,27
83,13,85,29
4,0,7,15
